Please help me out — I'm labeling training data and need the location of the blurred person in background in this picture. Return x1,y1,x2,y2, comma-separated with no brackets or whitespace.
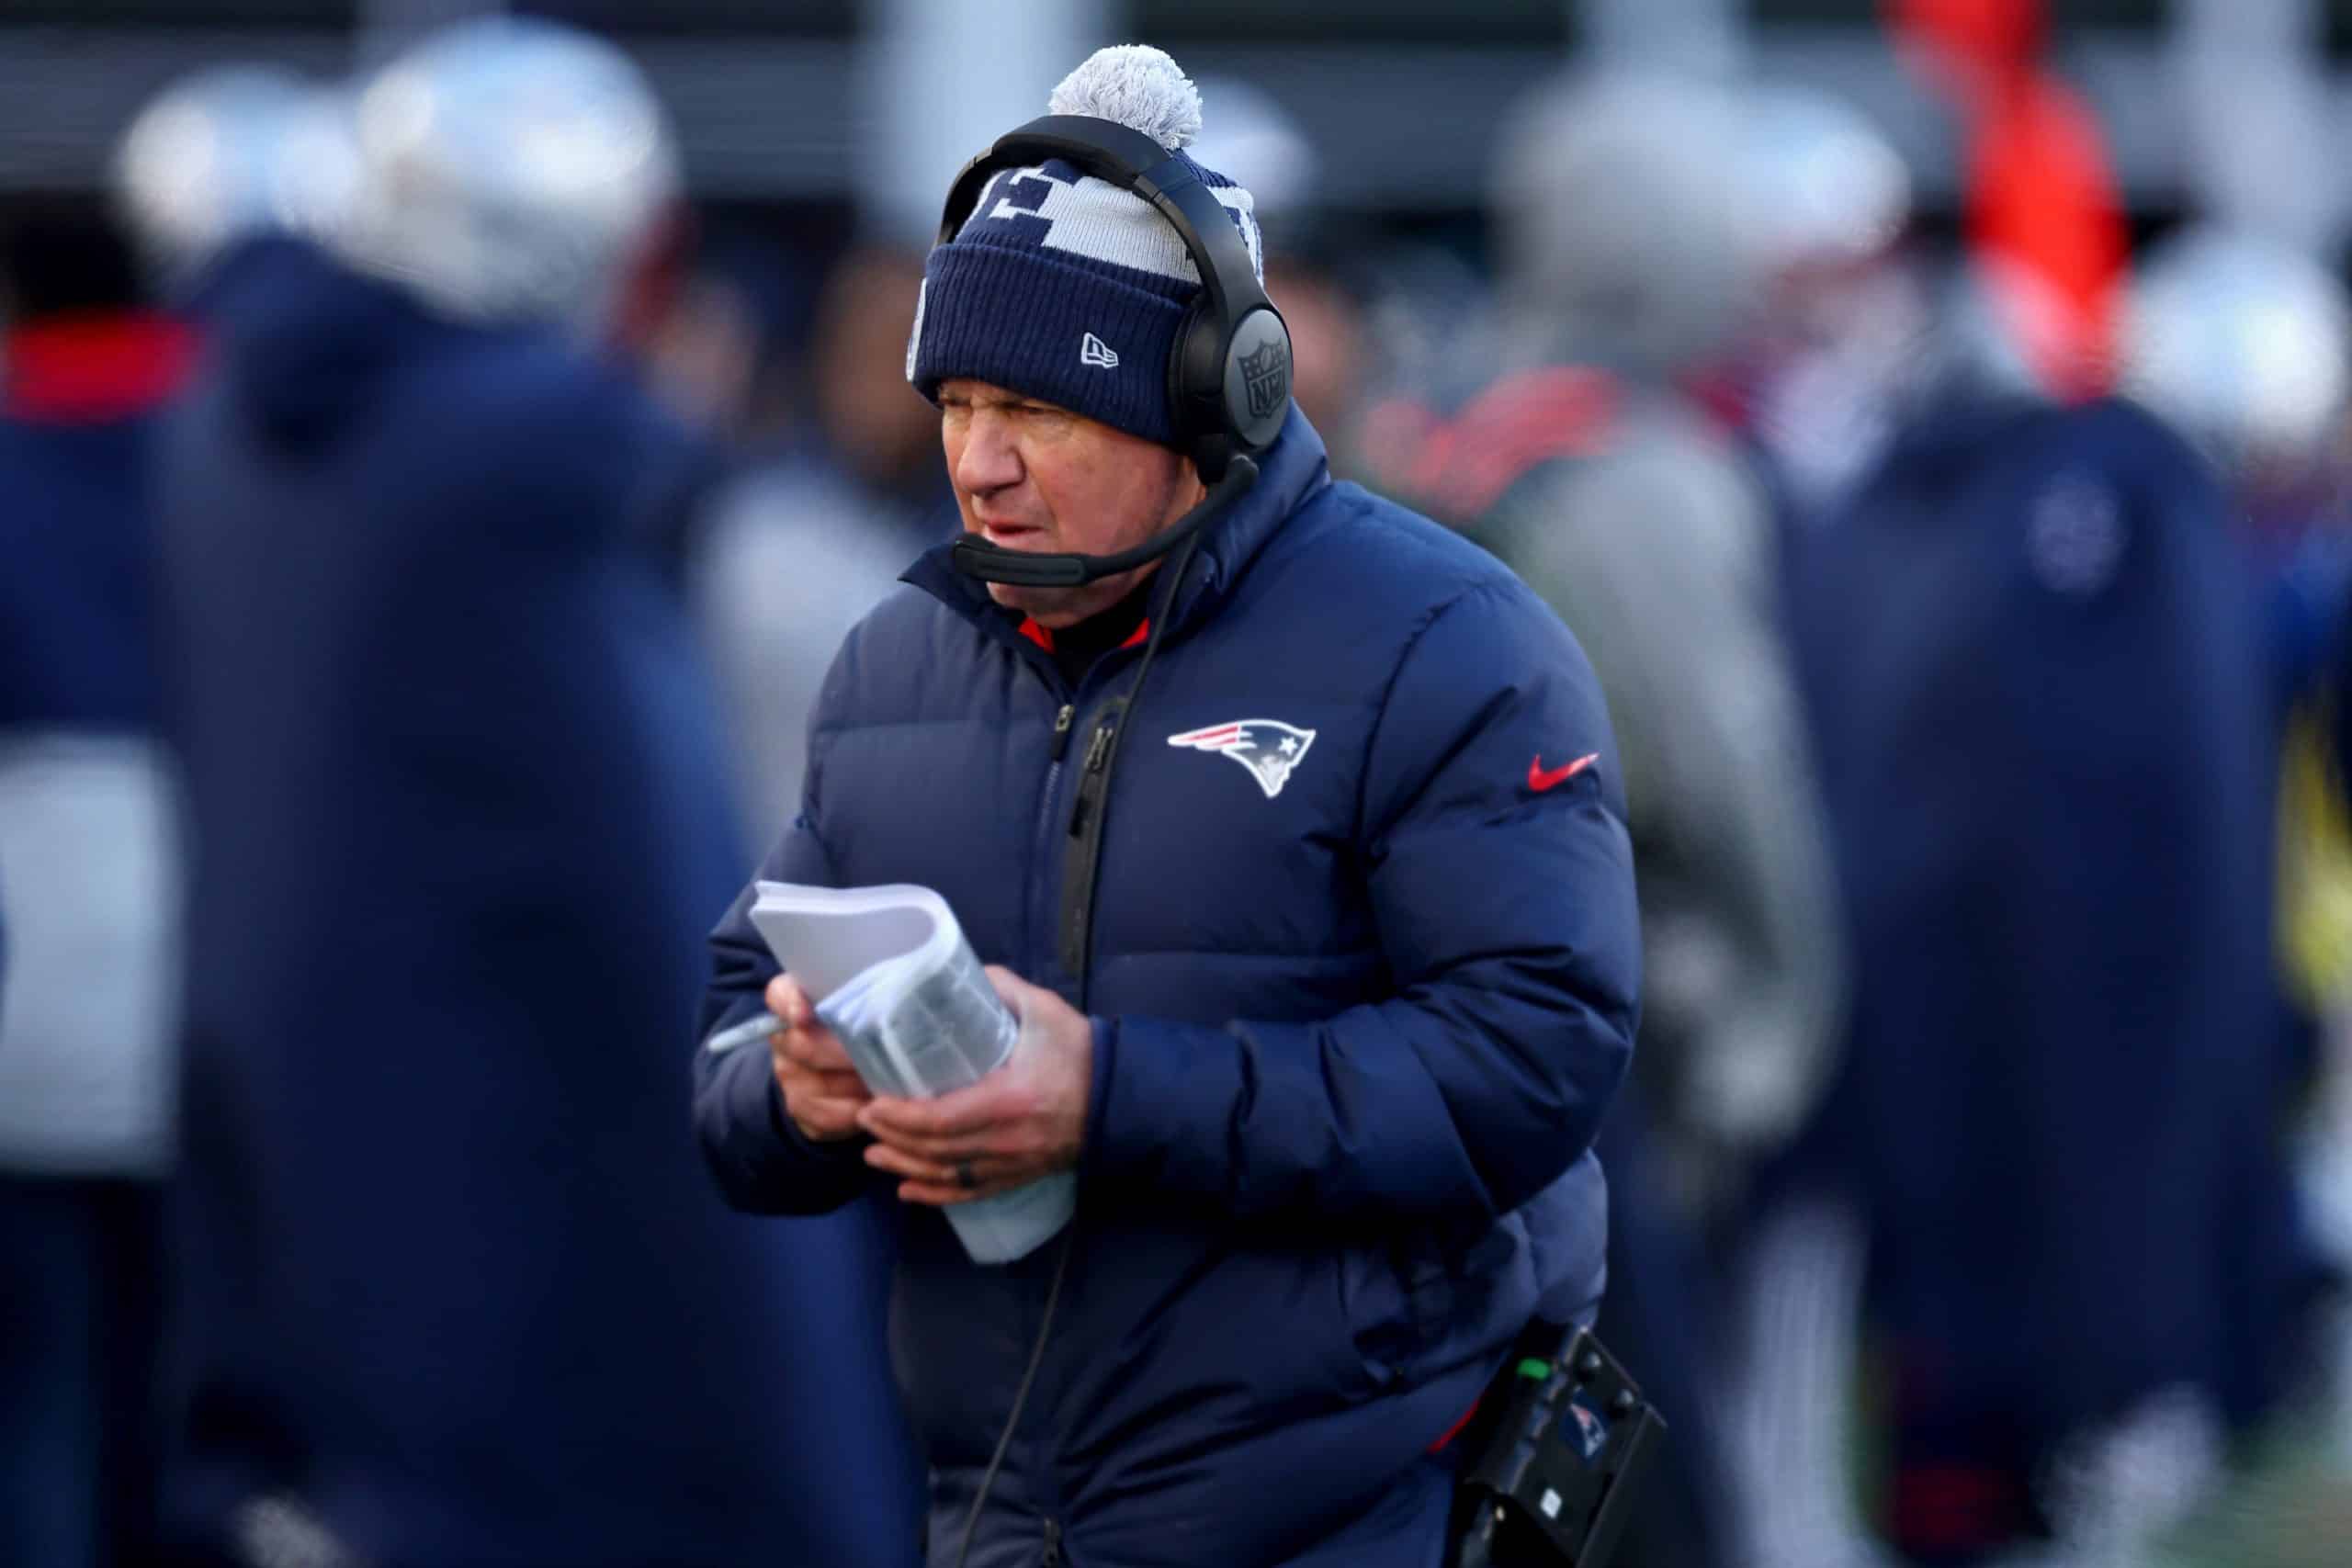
2124,224,2352,1464
1710,82,1927,529
1261,244,1372,476
2125,226,2352,1012
153,18,919,1565
639,230,828,591
1783,304,2287,1568
0,68,357,1566
1187,74,1379,482
691,242,956,844
1464,70,1848,1237
0,192,192,1568
1400,67,1856,1568
641,230,810,445
1690,81,1939,1568
1772,13,2312,1555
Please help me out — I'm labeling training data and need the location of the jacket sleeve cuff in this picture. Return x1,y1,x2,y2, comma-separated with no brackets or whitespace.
1080,1013,1120,1177
760,1066,871,1166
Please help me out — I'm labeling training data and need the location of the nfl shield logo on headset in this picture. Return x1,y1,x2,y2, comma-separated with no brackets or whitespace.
1239,339,1289,423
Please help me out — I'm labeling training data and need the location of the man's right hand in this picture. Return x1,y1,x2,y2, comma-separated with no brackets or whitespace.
767,974,872,1142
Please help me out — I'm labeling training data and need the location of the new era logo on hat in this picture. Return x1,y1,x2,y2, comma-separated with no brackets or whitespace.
1080,332,1120,368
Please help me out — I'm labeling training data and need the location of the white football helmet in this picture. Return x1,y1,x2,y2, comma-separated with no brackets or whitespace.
1488,68,1752,378
2124,225,2351,479
335,16,681,331
1732,81,1912,343
112,64,358,288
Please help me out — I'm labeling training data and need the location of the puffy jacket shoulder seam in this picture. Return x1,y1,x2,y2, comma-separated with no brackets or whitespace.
1280,483,1519,604
804,592,978,746
1350,575,1518,841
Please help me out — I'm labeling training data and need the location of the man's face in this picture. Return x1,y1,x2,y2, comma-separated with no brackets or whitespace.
939,378,1204,627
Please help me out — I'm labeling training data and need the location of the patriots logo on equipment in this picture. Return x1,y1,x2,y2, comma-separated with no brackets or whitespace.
1565,1394,1610,1461
1167,718,1317,799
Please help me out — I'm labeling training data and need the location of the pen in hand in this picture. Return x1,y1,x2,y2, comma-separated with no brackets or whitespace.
702,1012,778,1055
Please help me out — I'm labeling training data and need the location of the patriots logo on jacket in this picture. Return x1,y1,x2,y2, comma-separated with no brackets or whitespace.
1167,719,1317,800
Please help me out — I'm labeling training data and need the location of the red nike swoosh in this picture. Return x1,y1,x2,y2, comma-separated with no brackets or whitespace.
1528,753,1599,792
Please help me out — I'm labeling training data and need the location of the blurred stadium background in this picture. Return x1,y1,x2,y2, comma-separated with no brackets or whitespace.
0,1,2341,232
11,4,2352,1567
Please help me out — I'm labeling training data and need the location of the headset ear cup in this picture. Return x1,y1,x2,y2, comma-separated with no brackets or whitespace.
1167,293,1227,451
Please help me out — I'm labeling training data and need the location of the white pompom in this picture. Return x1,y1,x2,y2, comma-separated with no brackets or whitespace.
1047,45,1202,152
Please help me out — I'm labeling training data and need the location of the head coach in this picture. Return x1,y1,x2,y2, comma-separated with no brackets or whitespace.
693,45,1640,1568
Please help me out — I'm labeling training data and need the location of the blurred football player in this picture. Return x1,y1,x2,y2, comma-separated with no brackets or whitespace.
153,19,920,1565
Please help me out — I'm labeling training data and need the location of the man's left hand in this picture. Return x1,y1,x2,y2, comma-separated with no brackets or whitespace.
857,965,1093,1205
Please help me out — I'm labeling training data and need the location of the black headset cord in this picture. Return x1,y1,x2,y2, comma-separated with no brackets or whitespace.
949,526,1208,1568
951,1226,1075,1568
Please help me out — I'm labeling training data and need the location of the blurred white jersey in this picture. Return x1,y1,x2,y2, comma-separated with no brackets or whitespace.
690,460,938,849
1481,393,1845,1188
0,735,181,1175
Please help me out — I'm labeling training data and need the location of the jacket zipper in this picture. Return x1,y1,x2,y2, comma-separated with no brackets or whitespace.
1066,716,1114,838
1057,700,1125,996
1040,1517,1063,1567
1026,703,1077,972
1055,529,1205,1010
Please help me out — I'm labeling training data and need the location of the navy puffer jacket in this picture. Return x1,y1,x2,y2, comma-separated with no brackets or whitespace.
695,412,1639,1568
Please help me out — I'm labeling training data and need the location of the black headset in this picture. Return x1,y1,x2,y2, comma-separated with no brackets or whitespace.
936,113,1293,589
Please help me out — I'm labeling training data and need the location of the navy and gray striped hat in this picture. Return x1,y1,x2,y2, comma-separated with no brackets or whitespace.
907,46,1264,449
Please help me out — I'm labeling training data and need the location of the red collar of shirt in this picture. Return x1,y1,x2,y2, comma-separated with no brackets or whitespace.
1017,615,1151,653
5,312,197,423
